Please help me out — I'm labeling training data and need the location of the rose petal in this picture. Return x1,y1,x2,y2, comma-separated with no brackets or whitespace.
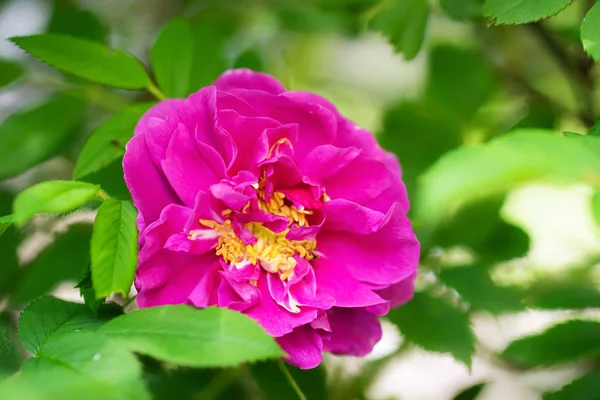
214,69,287,94
276,325,324,370
323,307,382,357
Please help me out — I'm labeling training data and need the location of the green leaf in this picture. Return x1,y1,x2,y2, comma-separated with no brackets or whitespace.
74,103,154,180
502,320,600,366
439,266,523,314
387,292,475,366
0,314,20,375
582,3,600,61
543,370,600,400
47,0,107,43
440,0,482,21
187,13,236,92
10,223,92,305
368,0,429,60
589,121,600,136
0,94,85,180
453,383,486,400
524,282,600,310
5,332,149,400
431,196,529,261
99,305,284,367
424,45,497,121
483,0,574,25
0,58,24,88
76,266,104,314
0,214,13,239
10,34,150,89
151,17,194,98
415,131,600,236
18,296,102,356
251,361,327,400
13,180,99,225
91,198,138,298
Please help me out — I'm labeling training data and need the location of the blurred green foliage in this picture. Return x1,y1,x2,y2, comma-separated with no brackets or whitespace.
1,0,600,399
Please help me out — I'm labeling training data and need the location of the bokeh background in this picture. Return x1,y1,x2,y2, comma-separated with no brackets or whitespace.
2,1,600,399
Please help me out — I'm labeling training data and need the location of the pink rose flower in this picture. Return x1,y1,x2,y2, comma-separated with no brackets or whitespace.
123,69,419,369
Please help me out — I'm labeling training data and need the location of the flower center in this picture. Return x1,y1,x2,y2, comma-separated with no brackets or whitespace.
198,191,317,280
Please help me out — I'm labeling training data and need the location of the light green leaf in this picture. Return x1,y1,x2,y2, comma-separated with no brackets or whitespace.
543,370,600,400
582,3,600,63
150,17,194,98
18,296,102,356
0,58,24,88
13,180,100,225
74,103,154,180
502,320,600,366
440,0,482,21
483,0,574,25
439,266,523,314
10,223,92,305
0,94,85,180
386,292,475,366
91,198,138,298
368,0,429,60
415,131,600,236
0,214,13,239
99,305,284,367
10,34,150,89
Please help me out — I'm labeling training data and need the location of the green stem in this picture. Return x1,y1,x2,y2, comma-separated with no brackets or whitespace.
147,81,166,101
97,189,110,201
277,360,307,400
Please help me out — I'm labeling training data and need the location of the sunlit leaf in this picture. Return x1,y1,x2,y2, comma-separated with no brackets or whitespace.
99,305,284,367
10,34,150,89
582,3,600,61
484,0,574,25
13,180,99,225
91,198,138,298
543,370,600,400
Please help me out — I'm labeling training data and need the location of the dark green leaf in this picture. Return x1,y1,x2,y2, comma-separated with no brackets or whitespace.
187,13,236,92
76,266,104,314
0,94,85,180
251,360,327,400
431,196,529,261
524,282,600,310
368,0,429,60
0,58,24,88
0,215,13,239
80,157,130,200
99,305,284,367
151,17,194,98
91,198,138,298
47,0,107,43
10,34,150,89
13,180,99,225
424,45,497,120
543,370,600,400
589,121,600,136
484,0,574,25
10,224,92,305
0,314,20,375
387,292,475,366
74,103,154,180
233,49,265,72
502,320,600,366
440,0,483,20
453,383,486,400
0,222,21,297
439,266,523,314
18,296,102,355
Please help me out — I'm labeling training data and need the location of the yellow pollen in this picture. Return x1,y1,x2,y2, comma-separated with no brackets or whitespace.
197,190,317,280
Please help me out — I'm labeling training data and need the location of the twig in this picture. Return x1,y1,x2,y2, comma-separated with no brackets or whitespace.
277,360,307,400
